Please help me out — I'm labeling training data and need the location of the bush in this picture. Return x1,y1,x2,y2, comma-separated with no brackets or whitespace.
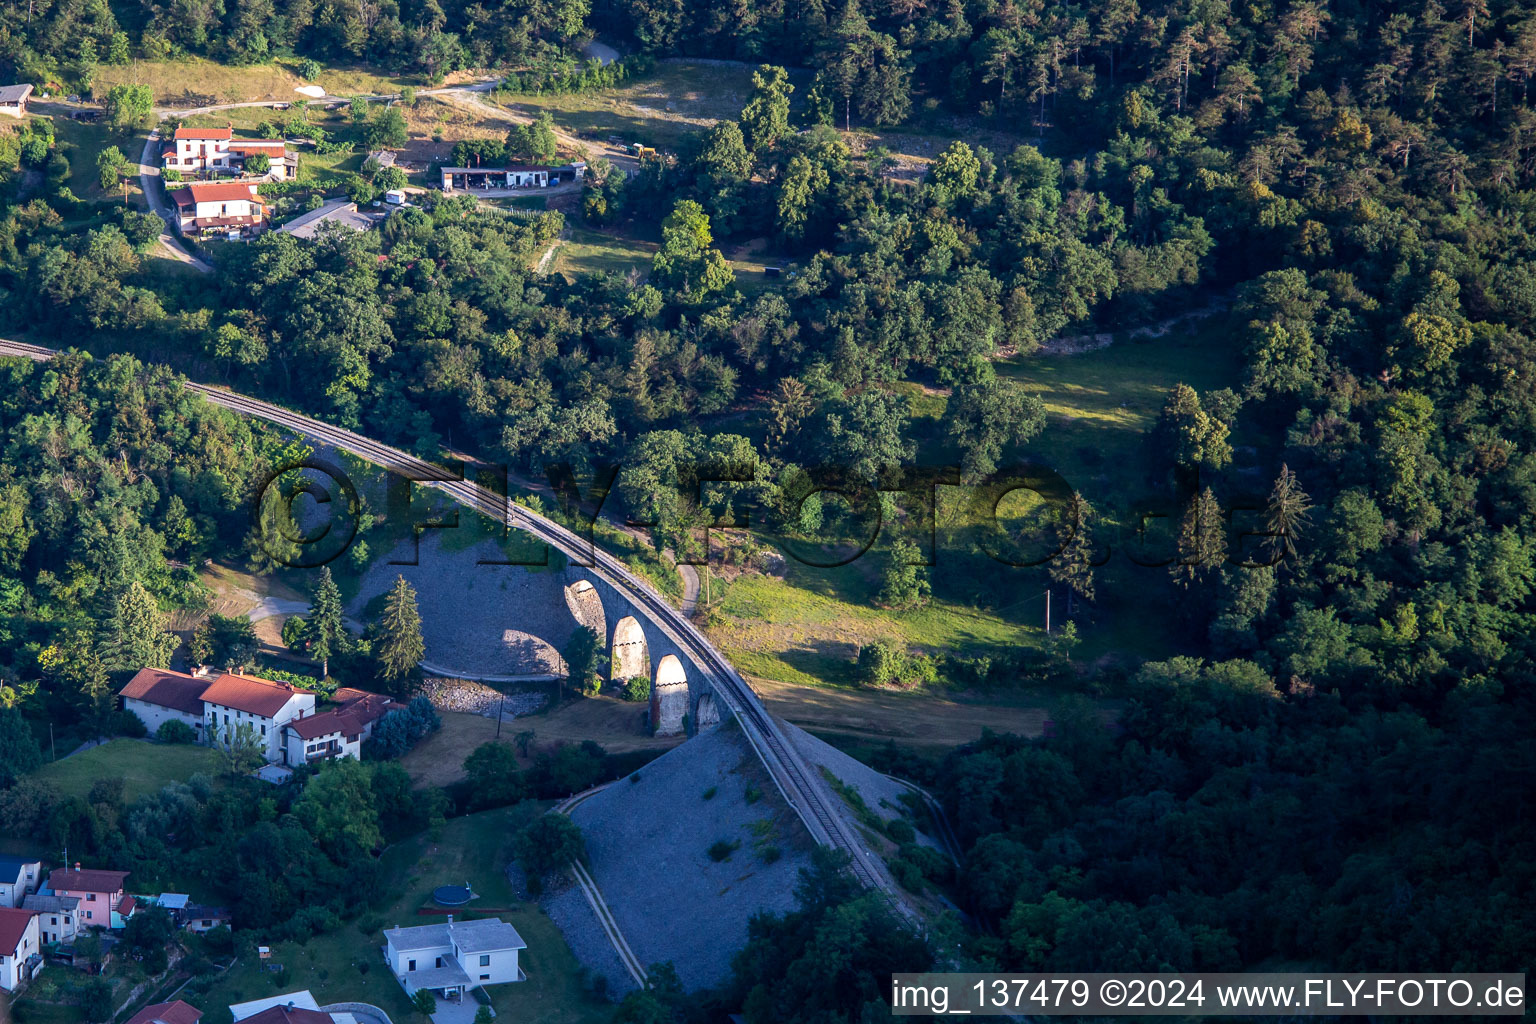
112,709,147,738
760,845,782,864
157,719,197,744
702,786,717,800
744,785,763,804
412,989,436,1016
80,979,114,1022
298,58,322,81
707,839,740,862
885,818,916,844
889,857,926,893
513,814,585,877
281,614,308,649
621,675,650,702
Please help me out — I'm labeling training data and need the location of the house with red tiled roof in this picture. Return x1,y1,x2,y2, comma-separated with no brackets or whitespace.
282,691,403,764
0,906,40,990
120,667,210,741
124,1000,203,1024
200,673,316,763
163,124,294,179
170,181,269,240
45,865,131,930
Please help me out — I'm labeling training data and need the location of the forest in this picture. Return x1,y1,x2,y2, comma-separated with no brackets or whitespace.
0,0,1535,1017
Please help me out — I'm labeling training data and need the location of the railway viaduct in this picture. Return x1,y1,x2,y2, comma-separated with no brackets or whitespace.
0,339,900,904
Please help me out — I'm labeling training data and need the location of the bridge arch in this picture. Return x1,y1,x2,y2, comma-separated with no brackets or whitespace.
610,615,650,683
563,579,607,645
650,654,689,736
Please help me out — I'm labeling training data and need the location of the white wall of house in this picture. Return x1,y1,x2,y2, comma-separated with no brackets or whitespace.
37,909,76,945
460,946,519,985
386,937,453,978
206,693,315,763
0,914,39,991
0,864,40,909
0,102,25,119
123,697,202,741
283,728,360,765
172,138,232,171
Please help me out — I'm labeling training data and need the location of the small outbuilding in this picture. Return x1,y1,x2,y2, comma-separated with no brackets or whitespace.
0,85,33,118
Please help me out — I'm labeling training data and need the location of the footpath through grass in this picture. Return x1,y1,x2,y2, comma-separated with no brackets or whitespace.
187,806,609,1024
32,739,220,802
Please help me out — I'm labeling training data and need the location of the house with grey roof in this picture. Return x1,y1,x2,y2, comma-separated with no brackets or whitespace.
382,916,527,1001
22,893,78,945
0,85,32,119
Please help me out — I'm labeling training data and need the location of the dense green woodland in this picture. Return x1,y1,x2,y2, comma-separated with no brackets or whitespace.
1,0,1536,1017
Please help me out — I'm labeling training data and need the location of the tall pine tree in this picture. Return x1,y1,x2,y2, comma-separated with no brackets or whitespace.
308,566,347,677
373,575,425,694
98,580,178,670
1048,492,1097,612
1171,487,1227,587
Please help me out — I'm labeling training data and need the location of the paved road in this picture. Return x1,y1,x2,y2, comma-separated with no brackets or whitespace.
135,126,215,271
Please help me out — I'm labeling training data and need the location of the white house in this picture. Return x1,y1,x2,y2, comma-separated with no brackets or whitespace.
0,907,41,991
120,668,209,740
0,85,32,119
282,691,401,765
23,894,79,945
383,916,527,1000
439,165,550,191
167,126,236,172
0,857,42,908
164,127,292,178
201,673,316,763
170,182,269,240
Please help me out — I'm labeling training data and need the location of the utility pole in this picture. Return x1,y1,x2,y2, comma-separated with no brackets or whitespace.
1044,588,1051,635
494,687,506,739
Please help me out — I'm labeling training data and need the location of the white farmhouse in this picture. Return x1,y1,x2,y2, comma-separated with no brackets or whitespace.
282,691,402,765
168,126,237,172
200,673,316,763
0,85,32,119
23,894,79,945
383,916,527,1000
170,181,269,240
0,908,40,991
0,856,41,908
120,668,209,741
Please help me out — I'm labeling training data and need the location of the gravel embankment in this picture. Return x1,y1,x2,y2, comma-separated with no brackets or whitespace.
348,533,578,677
782,722,944,854
564,724,814,991
540,872,639,998
420,677,548,717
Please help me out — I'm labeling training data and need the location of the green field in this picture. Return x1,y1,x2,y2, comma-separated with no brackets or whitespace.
1002,319,1244,490
46,116,143,205
187,807,610,1024
494,61,802,151
705,324,1243,684
32,739,221,802
552,225,655,280
91,58,433,108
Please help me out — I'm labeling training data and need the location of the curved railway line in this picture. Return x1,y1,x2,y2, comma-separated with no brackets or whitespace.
0,339,900,908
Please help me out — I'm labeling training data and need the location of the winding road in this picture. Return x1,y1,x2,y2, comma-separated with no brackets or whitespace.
0,337,902,912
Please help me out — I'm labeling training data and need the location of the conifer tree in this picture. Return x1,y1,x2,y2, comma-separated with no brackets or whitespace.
374,575,425,693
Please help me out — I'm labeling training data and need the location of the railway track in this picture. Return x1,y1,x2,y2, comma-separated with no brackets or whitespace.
0,340,897,903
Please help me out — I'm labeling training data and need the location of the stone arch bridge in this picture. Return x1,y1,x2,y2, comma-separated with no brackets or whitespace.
562,572,721,737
